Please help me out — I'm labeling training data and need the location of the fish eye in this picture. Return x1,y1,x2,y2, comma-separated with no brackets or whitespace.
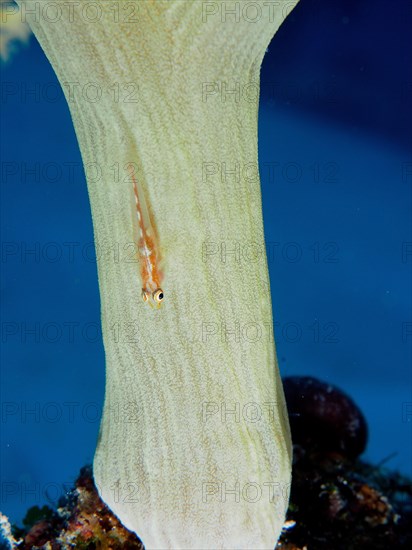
153,289,164,303
142,290,150,303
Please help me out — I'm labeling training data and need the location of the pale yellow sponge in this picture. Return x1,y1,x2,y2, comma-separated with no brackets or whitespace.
16,1,299,548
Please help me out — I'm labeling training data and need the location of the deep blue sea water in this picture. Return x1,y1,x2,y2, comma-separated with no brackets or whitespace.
1,0,411,528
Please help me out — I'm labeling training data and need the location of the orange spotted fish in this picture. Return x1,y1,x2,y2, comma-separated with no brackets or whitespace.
128,163,164,309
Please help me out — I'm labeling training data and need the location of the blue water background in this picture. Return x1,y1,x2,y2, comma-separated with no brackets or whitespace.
1,0,411,526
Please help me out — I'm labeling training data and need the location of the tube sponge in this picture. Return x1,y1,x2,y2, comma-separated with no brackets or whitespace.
16,1,300,548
